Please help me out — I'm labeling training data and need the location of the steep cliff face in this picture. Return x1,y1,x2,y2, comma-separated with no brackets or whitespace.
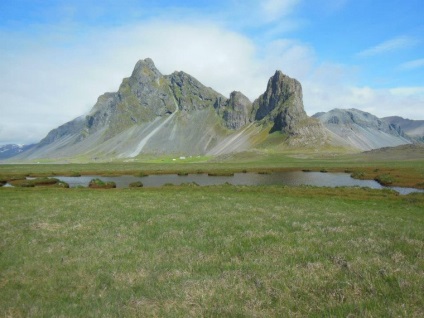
252,71,309,134
218,91,253,130
251,70,328,147
167,71,225,112
314,109,411,150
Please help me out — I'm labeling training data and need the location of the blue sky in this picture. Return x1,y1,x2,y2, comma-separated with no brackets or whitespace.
0,0,423,145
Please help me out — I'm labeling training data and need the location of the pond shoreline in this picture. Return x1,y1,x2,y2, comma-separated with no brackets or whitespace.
46,171,424,195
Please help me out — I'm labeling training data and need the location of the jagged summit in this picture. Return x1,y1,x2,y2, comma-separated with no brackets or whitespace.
252,70,308,134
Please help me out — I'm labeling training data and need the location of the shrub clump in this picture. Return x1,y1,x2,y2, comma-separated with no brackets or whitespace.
129,181,144,188
70,171,81,177
88,178,116,189
32,177,60,186
56,181,70,188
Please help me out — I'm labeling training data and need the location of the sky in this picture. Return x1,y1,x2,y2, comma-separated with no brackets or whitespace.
0,0,423,146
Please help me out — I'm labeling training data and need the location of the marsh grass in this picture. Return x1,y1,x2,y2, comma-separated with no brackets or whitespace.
129,181,143,188
374,173,396,186
8,177,69,188
0,186,423,317
88,178,116,189
1,147,423,187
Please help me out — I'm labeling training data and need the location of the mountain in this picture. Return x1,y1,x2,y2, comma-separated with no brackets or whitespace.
14,58,328,161
0,144,34,160
382,116,424,141
313,109,411,151
11,58,412,161
250,70,326,147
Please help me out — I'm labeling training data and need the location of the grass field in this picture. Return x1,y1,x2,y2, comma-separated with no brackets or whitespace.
1,185,423,317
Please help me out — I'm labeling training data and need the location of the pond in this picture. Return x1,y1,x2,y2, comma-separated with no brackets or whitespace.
55,171,423,195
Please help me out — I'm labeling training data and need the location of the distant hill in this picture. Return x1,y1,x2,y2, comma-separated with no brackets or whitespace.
0,144,34,160
313,109,411,151
382,116,424,141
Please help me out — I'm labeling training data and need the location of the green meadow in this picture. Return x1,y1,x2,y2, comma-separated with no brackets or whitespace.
1,149,424,317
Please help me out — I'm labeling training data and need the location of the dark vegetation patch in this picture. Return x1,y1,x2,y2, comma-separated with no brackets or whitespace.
135,171,148,177
129,181,143,188
208,172,235,177
8,177,69,188
88,178,116,189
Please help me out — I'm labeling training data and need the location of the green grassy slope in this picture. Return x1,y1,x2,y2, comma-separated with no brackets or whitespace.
1,186,423,317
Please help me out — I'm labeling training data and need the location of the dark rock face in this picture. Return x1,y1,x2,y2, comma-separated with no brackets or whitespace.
252,71,309,134
85,58,177,139
220,91,253,130
167,71,225,112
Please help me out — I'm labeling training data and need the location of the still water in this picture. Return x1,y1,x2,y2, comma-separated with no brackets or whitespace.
56,171,422,195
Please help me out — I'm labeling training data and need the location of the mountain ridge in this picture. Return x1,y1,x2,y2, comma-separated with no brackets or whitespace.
5,58,415,161
313,108,411,151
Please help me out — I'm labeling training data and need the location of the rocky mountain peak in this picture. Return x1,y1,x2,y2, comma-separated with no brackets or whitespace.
252,70,308,134
131,58,161,78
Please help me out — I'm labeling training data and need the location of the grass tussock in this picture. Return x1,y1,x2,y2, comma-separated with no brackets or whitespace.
129,181,143,188
88,178,116,189
0,186,423,317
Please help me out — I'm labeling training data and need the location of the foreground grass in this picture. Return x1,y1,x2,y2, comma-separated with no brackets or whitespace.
1,186,423,317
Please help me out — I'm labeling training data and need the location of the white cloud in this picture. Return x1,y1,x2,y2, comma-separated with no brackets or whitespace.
357,36,420,58
303,81,424,119
399,58,424,70
261,0,302,21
